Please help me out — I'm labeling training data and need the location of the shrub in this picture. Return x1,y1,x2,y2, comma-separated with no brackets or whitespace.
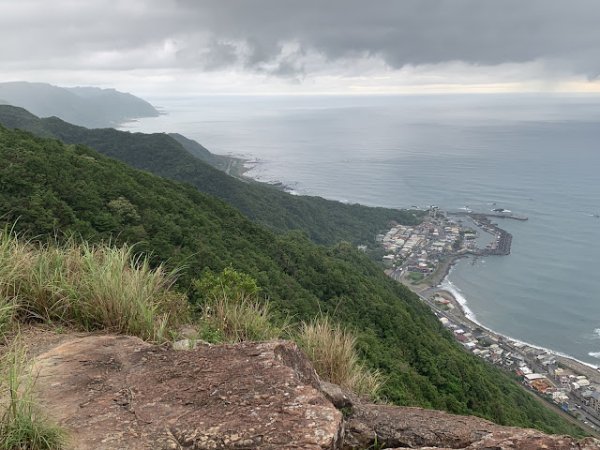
297,316,383,399
192,267,260,305
194,268,285,343
200,292,285,343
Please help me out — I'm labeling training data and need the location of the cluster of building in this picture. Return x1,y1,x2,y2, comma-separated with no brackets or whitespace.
551,366,600,418
439,315,512,365
517,358,600,422
437,310,600,427
380,207,598,430
377,210,477,277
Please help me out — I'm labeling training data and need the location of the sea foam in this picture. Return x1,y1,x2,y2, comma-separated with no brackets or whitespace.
440,270,599,369
438,276,480,324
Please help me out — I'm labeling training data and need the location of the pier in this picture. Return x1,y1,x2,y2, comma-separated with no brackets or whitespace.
469,214,513,256
448,211,528,221
472,232,512,256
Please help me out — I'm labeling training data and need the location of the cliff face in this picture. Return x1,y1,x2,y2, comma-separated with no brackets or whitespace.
26,332,600,450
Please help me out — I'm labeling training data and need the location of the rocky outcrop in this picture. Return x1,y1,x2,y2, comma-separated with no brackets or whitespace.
27,333,600,449
344,403,599,449
32,335,342,449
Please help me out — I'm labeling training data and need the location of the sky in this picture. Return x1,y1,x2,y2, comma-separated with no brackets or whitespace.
2,0,600,96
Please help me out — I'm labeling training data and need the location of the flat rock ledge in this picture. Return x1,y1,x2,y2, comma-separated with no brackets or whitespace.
28,333,600,450
33,335,342,449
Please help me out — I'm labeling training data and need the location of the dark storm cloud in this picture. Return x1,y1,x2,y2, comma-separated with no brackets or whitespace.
167,0,600,75
2,0,600,77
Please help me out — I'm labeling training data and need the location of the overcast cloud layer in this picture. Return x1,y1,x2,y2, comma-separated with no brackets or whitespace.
1,0,600,95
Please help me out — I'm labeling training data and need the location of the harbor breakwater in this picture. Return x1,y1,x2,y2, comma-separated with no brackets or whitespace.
469,214,513,256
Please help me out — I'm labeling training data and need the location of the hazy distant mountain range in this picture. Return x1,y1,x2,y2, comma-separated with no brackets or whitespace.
0,81,159,128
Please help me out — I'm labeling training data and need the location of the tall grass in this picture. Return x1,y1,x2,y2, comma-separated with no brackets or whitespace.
0,338,65,449
0,231,22,339
200,292,286,343
297,316,383,399
0,230,188,342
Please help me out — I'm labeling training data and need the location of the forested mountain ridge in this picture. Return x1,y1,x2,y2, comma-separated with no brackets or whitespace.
0,125,582,436
0,105,422,245
0,82,159,128
168,131,235,171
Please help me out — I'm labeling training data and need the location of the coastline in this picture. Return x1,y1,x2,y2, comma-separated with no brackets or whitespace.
220,155,600,381
414,264,600,377
431,280,600,434
234,158,299,194
405,265,600,435
228,157,256,179
404,212,600,373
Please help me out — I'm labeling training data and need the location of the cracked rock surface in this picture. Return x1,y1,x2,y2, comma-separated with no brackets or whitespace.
32,335,342,449
26,331,600,449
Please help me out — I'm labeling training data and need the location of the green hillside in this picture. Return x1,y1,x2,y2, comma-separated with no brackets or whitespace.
0,105,422,246
169,132,235,171
0,125,582,436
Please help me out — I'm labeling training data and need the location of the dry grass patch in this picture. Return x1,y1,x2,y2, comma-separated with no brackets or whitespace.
0,230,188,342
0,337,65,449
297,316,383,399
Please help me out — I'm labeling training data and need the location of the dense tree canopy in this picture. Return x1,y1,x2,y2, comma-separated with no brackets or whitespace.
0,105,423,246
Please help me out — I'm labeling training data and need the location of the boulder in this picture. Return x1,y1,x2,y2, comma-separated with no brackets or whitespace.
319,381,355,410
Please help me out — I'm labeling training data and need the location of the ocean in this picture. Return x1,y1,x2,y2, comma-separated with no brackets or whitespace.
121,93,600,365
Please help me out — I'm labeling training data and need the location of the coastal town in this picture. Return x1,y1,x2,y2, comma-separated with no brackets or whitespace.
378,206,514,286
431,290,600,433
379,207,600,435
